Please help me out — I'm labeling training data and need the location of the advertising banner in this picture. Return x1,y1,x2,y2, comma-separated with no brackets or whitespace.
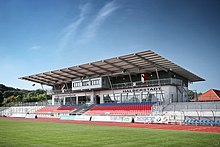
25,114,37,119
11,114,27,118
91,116,133,123
122,116,133,122
60,115,91,121
91,116,111,122
154,116,169,124
134,116,169,124
60,115,76,120
110,116,123,122
134,116,155,123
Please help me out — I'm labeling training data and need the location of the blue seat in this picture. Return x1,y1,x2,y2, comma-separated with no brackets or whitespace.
190,120,195,125
183,119,189,124
192,120,200,125
217,120,220,126
203,120,209,125
188,119,194,125
214,120,220,126
207,120,214,126
196,120,202,125
200,120,205,125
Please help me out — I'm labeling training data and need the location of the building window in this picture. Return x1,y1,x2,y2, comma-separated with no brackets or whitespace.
91,79,100,85
82,81,89,86
73,82,81,87
103,94,115,103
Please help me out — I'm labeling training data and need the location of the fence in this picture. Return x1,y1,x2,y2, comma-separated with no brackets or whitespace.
162,102,220,124
3,101,49,107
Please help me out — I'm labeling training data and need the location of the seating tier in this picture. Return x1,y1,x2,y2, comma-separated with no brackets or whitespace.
35,105,79,113
85,102,156,115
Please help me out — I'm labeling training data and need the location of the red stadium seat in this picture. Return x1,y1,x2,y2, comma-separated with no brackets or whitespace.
84,103,156,115
35,105,79,114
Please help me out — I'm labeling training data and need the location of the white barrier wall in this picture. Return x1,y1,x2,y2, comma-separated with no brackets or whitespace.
60,115,133,123
91,116,112,122
1,106,44,117
60,115,170,123
11,114,27,118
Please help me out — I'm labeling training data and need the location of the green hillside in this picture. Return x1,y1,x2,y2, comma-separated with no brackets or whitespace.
0,84,51,106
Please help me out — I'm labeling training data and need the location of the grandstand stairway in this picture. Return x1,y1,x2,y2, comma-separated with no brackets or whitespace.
151,102,163,116
70,103,96,115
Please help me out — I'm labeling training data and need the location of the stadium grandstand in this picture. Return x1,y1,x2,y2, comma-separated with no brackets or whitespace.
1,50,220,125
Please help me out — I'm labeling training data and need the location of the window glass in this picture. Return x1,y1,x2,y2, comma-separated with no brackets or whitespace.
91,79,100,85
82,81,89,86
73,82,81,87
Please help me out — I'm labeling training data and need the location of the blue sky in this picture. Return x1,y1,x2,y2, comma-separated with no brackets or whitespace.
0,0,219,93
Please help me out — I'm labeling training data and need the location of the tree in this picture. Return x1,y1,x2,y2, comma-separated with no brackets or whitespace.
37,94,46,101
0,84,51,105
16,95,23,102
188,90,199,101
0,92,3,106
3,91,14,98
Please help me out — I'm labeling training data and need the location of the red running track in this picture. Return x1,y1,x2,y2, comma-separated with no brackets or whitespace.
1,117,220,134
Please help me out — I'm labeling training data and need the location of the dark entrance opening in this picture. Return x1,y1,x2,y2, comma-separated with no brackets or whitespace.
95,95,100,104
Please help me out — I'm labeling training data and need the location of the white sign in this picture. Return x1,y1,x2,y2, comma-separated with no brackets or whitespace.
91,116,111,122
60,115,91,121
134,116,169,124
122,87,162,93
91,116,133,123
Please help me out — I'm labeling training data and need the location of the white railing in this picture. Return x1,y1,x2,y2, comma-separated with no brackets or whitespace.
112,78,182,89
48,78,182,94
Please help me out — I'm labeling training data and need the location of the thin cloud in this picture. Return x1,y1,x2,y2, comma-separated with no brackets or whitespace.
29,46,41,51
81,0,119,40
58,3,91,51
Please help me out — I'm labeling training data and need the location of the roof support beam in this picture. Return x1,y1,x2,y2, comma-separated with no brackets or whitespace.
51,71,72,79
134,53,168,72
68,68,90,77
22,77,52,86
78,65,100,75
117,57,143,70
60,69,80,78
103,60,124,71
30,76,55,85
90,63,113,74
42,73,65,81
32,76,56,83
37,75,58,82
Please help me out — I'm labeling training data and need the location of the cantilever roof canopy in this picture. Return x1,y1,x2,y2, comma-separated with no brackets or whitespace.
20,50,205,86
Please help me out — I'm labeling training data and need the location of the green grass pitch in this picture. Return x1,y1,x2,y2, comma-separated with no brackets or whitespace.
0,120,220,147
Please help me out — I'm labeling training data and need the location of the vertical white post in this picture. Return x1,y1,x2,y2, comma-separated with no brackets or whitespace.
128,71,135,102
63,97,66,105
52,96,55,105
100,94,104,104
76,96,78,105
108,75,116,101
155,68,164,103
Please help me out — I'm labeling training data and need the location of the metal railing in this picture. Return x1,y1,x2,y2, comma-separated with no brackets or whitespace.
2,101,48,107
112,78,182,89
48,78,183,94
